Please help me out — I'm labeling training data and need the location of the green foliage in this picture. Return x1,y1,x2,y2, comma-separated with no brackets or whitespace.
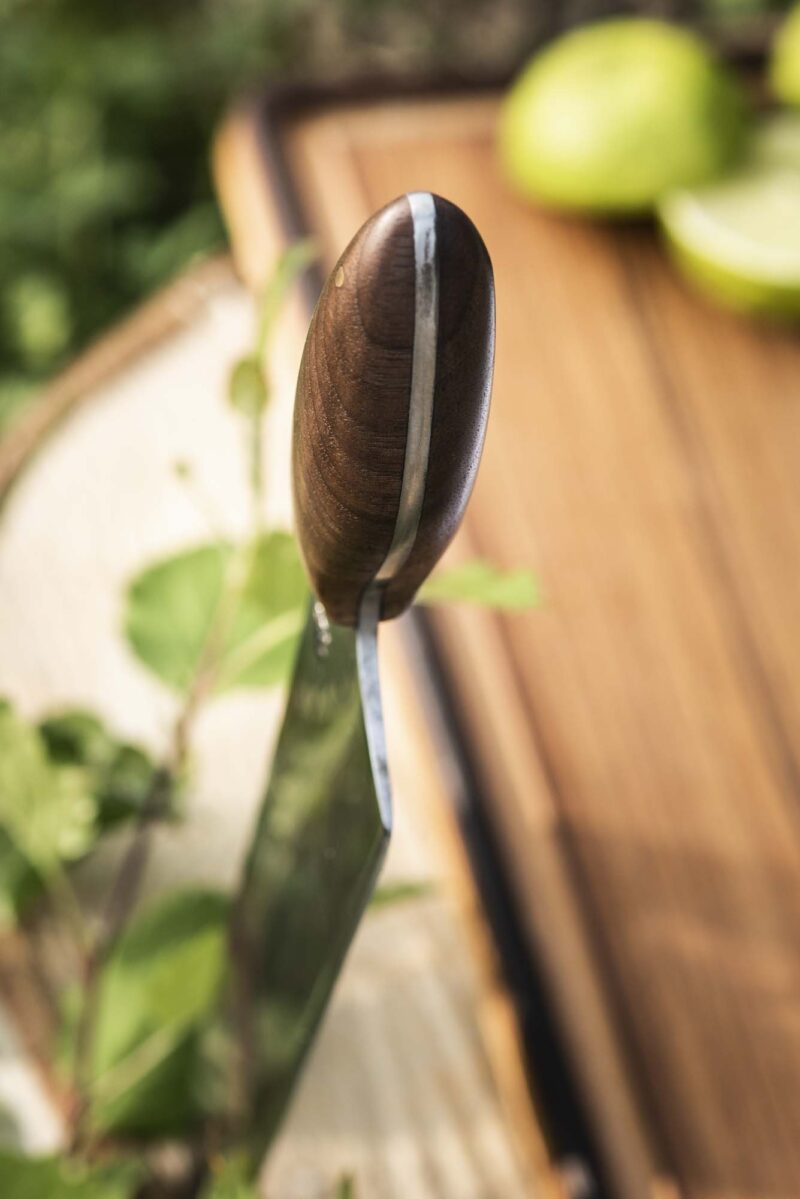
124,532,307,695
38,709,163,829
96,743,164,828
125,542,229,694
4,273,71,369
88,888,229,1135
370,879,434,909
0,704,95,881
335,1176,357,1199
419,559,539,609
199,1157,259,1198
0,0,308,411
228,357,269,419
0,703,163,926
38,710,118,769
0,1151,141,1198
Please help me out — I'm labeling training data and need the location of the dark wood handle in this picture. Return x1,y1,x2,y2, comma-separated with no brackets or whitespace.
292,192,495,626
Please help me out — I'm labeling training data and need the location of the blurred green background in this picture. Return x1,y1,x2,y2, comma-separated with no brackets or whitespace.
0,0,789,433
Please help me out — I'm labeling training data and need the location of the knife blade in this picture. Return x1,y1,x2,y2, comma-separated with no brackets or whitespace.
232,191,495,1149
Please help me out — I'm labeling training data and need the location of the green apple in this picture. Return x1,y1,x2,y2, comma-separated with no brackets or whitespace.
499,18,748,215
770,2,800,107
658,112,800,320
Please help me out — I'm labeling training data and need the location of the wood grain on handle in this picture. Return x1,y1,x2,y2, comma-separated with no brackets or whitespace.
292,193,495,626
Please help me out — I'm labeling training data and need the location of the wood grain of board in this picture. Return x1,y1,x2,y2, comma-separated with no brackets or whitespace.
216,92,800,1199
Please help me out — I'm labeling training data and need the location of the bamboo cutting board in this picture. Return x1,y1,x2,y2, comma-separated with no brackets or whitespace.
215,90,800,1199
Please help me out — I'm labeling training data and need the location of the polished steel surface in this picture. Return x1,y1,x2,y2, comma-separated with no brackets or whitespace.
235,599,390,1147
375,190,438,583
355,585,392,831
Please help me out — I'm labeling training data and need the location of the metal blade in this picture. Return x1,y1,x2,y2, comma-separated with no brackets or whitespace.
233,589,391,1149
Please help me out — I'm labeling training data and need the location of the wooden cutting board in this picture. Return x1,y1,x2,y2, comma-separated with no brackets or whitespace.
215,89,800,1199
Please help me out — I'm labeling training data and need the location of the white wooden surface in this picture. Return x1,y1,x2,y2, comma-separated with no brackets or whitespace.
0,263,536,1197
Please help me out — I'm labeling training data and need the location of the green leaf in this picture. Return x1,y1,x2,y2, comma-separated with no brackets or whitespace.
418,560,539,610
0,1151,141,1199
228,356,268,418
217,533,307,691
0,705,159,928
97,744,163,829
124,533,307,696
335,1177,356,1199
39,710,163,830
89,888,229,1135
124,543,229,695
38,711,117,771
0,705,96,877
0,704,112,926
3,272,71,369
370,879,435,910
199,1157,258,1198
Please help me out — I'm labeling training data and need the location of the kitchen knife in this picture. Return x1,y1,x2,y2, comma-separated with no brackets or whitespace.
233,191,495,1148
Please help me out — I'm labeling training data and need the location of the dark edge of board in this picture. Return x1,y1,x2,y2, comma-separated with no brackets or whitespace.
248,77,614,1199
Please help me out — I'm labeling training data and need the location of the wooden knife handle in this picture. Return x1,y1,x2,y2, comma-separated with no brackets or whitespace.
292,192,495,626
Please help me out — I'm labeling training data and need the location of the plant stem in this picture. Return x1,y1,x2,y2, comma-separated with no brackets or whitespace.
68,772,173,1144
249,408,264,536
69,537,258,1145
48,863,91,958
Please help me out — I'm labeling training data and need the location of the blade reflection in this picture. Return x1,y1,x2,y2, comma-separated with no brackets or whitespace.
232,598,390,1149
